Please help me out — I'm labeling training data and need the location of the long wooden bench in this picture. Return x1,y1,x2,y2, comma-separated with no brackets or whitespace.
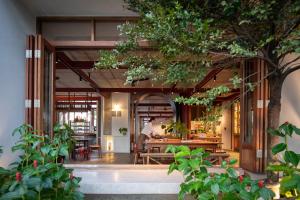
140,152,230,165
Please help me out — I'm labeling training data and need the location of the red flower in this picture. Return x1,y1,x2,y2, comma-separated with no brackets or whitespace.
16,172,22,182
33,160,38,169
69,173,74,180
258,180,264,188
210,173,215,177
239,175,244,182
284,121,289,125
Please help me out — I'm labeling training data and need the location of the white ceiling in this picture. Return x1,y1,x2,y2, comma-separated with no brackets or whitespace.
19,0,138,17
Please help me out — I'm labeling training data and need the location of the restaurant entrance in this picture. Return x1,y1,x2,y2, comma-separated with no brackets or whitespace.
23,17,270,173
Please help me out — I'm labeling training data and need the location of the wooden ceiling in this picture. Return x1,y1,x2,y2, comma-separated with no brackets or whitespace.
56,50,240,95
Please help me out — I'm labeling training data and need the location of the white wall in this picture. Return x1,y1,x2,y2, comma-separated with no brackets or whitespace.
280,55,300,152
111,93,130,153
102,93,131,153
0,0,36,167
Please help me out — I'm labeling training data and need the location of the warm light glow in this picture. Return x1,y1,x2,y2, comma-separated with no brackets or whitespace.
106,136,113,151
113,104,121,112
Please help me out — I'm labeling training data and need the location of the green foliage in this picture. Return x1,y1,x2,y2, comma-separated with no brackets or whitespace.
166,145,274,200
267,122,300,198
0,124,84,200
163,121,189,139
95,0,300,111
118,128,128,136
175,86,230,107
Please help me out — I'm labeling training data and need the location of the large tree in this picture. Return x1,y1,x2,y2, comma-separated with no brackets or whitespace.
96,0,300,162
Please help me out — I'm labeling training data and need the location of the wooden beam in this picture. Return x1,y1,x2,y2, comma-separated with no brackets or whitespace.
56,96,101,101
135,103,171,107
194,67,223,90
56,87,209,93
56,101,97,105
137,111,174,114
51,40,151,50
56,61,94,69
56,108,92,112
56,52,109,97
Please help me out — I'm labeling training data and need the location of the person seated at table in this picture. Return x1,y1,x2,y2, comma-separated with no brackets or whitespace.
138,117,155,150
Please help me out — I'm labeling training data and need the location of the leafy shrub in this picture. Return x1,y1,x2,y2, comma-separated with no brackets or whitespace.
166,145,274,200
267,122,300,198
0,124,84,200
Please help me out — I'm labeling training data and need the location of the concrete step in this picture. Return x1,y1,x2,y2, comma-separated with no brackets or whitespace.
65,164,243,195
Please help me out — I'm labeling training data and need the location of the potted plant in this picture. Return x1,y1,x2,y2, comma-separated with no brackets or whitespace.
267,122,300,199
119,127,128,136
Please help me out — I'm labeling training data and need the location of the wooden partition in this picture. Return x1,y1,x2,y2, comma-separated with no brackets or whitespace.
25,35,56,135
240,59,269,173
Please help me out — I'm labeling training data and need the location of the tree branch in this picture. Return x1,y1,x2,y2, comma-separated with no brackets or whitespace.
283,65,300,79
279,17,300,42
281,55,300,69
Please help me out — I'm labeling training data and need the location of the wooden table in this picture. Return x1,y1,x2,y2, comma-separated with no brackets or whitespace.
145,139,222,164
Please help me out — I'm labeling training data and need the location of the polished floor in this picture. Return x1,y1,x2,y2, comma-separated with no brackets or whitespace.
67,151,240,166
67,152,134,164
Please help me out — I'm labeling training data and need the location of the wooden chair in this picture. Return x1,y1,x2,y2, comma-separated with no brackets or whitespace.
133,135,146,164
89,137,102,158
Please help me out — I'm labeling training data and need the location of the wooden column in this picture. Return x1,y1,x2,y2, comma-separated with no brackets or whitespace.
180,104,191,130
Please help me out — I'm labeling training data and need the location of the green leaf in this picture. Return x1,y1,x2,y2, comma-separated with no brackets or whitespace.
211,183,219,195
293,126,300,135
267,128,284,137
271,143,287,155
165,145,176,153
227,168,238,178
168,162,177,174
229,159,237,165
189,159,200,169
221,160,227,168
259,188,275,200
284,151,300,167
59,144,69,157
266,164,290,172
0,191,22,200
198,192,212,200
41,146,51,155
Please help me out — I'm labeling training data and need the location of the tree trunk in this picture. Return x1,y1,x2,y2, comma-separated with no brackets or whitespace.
267,74,284,163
